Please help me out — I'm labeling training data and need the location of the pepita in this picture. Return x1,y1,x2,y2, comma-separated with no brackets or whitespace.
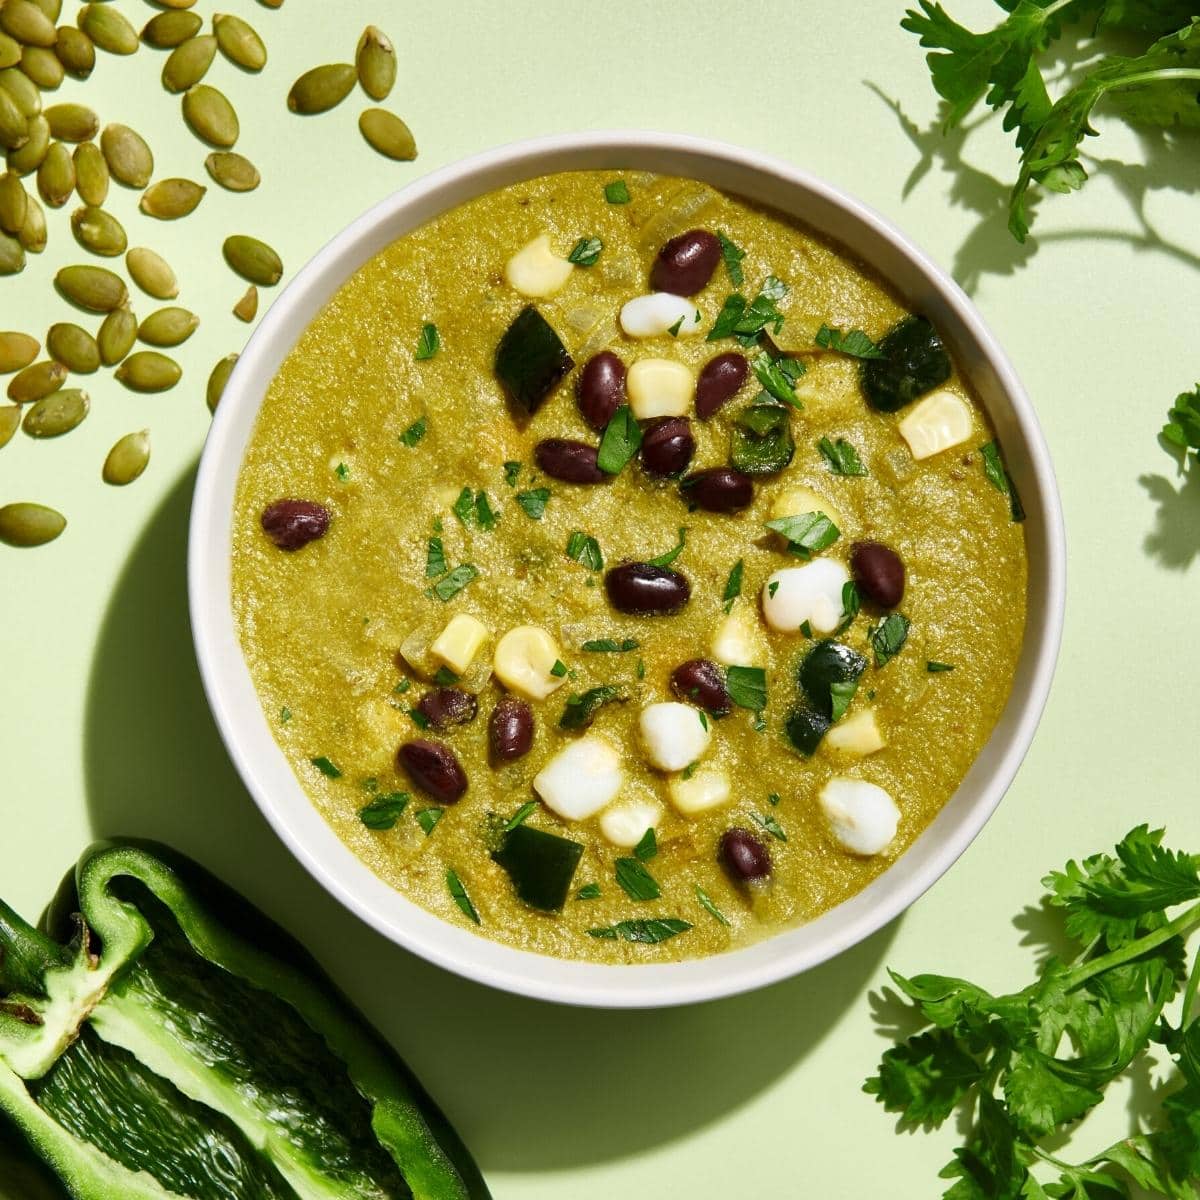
126,246,178,299
141,10,201,49
0,502,66,547
356,27,396,101
0,404,19,447
213,13,266,71
233,284,257,322
0,87,28,151
140,176,204,218
97,306,136,365
0,331,38,372
155,0,199,9
0,228,24,272
204,150,259,191
161,33,215,93
70,204,126,256
55,263,127,311
102,429,150,485
0,34,20,71
0,67,41,118
115,350,181,392
0,171,27,234
206,352,236,412
31,0,63,23
287,63,355,114
259,0,283,8
19,45,63,89
46,322,99,373
36,139,72,205
5,111,48,174
7,358,65,402
44,102,98,142
54,27,94,79
0,2,57,49
182,84,238,148
18,190,44,251
100,123,152,187
138,305,198,347
22,387,88,437
222,233,281,285
78,4,139,56
358,108,417,161
73,140,108,205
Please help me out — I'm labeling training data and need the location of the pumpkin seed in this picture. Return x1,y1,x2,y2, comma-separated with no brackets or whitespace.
7,358,65,402
55,262,127,311
140,176,204,218
0,66,41,118
20,44,62,89
233,284,258,322
155,0,199,9
182,84,238,147
138,305,198,347
0,502,66,547
5,111,47,173
213,13,265,71
204,149,258,191
78,4,138,56
97,306,136,365
0,34,20,70
73,141,106,205
358,108,417,161
0,87,27,151
206,352,236,412
0,404,19,447
18,190,44,250
126,246,177,299
71,204,126,256
102,429,150,485
46,322,99,373
115,349,180,392
356,27,395,101
54,26,94,78
0,331,38,372
0,228,23,272
36,138,71,205
100,123,152,187
0,171,27,233
31,0,63,23
222,233,281,285
287,63,355,114
0,2,57,49
259,0,283,8
141,10,201,48
22,387,88,437
45,102,98,142
162,33,215,92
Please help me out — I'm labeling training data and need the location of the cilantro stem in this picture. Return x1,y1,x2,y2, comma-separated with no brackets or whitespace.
1059,899,1200,992
1182,940,1200,1029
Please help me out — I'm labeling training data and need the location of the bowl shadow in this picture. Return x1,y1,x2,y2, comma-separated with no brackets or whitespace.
83,465,898,1170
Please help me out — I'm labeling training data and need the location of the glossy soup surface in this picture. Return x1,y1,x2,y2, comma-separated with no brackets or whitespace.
232,169,1027,963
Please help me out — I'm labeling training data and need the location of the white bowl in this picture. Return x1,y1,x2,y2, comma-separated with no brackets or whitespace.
189,131,1065,1009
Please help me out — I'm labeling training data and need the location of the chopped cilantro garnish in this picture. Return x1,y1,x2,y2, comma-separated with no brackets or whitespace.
815,323,884,359
515,487,550,520
576,882,602,900
392,679,410,694
582,638,639,653
452,487,474,526
695,884,731,926
751,811,787,841
433,666,459,686
706,293,748,342
726,665,767,711
334,462,350,482
279,706,292,723
474,491,497,530
416,807,443,835
503,460,522,486
359,792,410,830
502,800,538,832
432,564,478,601
615,856,660,901
566,531,603,571
667,316,684,338
634,827,657,862
603,179,630,204
752,350,805,409
550,659,568,678
927,660,955,673
818,435,867,476
871,613,911,668
586,918,691,944
567,236,603,266
647,526,686,567
414,322,440,360
765,512,840,558
768,792,780,806
837,581,861,635
722,558,744,612
425,536,447,578
310,756,341,779
408,707,430,730
399,417,427,447
980,440,1026,523
446,868,480,924
559,684,627,730
596,405,642,474
717,230,745,285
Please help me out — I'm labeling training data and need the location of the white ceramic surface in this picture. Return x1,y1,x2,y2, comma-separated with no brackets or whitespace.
189,131,1066,1009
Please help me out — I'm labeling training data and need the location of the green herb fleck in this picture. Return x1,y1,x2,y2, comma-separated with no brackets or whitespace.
927,660,956,673
416,807,443,835
615,857,660,901
597,405,643,474
586,918,692,943
696,884,731,926
425,536,447,578
400,417,427,447
604,179,630,204
516,487,550,520
837,581,861,634
432,564,479,601
408,707,430,730
452,487,474,526
766,512,840,558
503,460,522,486
717,230,745,285
415,323,440,360
980,440,1026,522
727,665,767,711
433,666,459,686
634,827,657,862
818,435,867,476
582,637,639,653
567,236,603,266
636,658,646,680
550,659,568,678
751,811,787,841
310,756,341,779
768,792,780,806
280,706,292,723
752,350,805,409
722,559,744,612
474,491,497,531
334,462,350,482
566,531,604,571
871,613,911,669
503,800,538,832
446,867,480,924
576,882,602,900
815,323,884,359
681,761,699,780
393,678,411,694
359,792,410,830
647,526,686,567
559,684,627,731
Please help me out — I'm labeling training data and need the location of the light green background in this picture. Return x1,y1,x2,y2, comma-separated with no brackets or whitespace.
4,1,1199,1195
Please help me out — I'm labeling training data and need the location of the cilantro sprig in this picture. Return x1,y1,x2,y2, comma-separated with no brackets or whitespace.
866,826,1200,1199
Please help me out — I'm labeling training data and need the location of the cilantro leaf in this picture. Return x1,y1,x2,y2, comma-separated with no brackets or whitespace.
815,323,885,359
818,436,867,476
515,487,550,520
647,526,686,567
1163,384,1200,464
717,230,745,285
864,1029,984,1129
415,323,440,360
400,417,426,446
567,236,602,266
597,405,642,474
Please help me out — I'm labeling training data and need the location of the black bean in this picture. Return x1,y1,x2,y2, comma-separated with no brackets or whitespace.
605,562,691,615
534,438,605,484
719,828,772,883
260,499,330,550
417,687,477,730
681,467,753,512
577,351,625,431
397,739,467,803
650,229,721,296
670,659,731,715
489,696,534,763
640,416,695,477
694,352,748,419
851,540,906,609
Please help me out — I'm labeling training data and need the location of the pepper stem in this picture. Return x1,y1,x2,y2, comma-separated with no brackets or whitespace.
0,898,67,998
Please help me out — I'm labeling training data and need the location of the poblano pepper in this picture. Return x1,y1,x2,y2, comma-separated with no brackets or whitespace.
0,840,490,1200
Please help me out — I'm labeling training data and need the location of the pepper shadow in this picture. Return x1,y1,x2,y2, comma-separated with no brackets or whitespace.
83,467,899,1171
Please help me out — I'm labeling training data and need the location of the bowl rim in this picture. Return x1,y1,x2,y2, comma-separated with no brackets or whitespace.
189,129,1066,1009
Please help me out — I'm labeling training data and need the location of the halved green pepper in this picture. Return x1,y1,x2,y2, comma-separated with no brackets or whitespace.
0,839,490,1200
